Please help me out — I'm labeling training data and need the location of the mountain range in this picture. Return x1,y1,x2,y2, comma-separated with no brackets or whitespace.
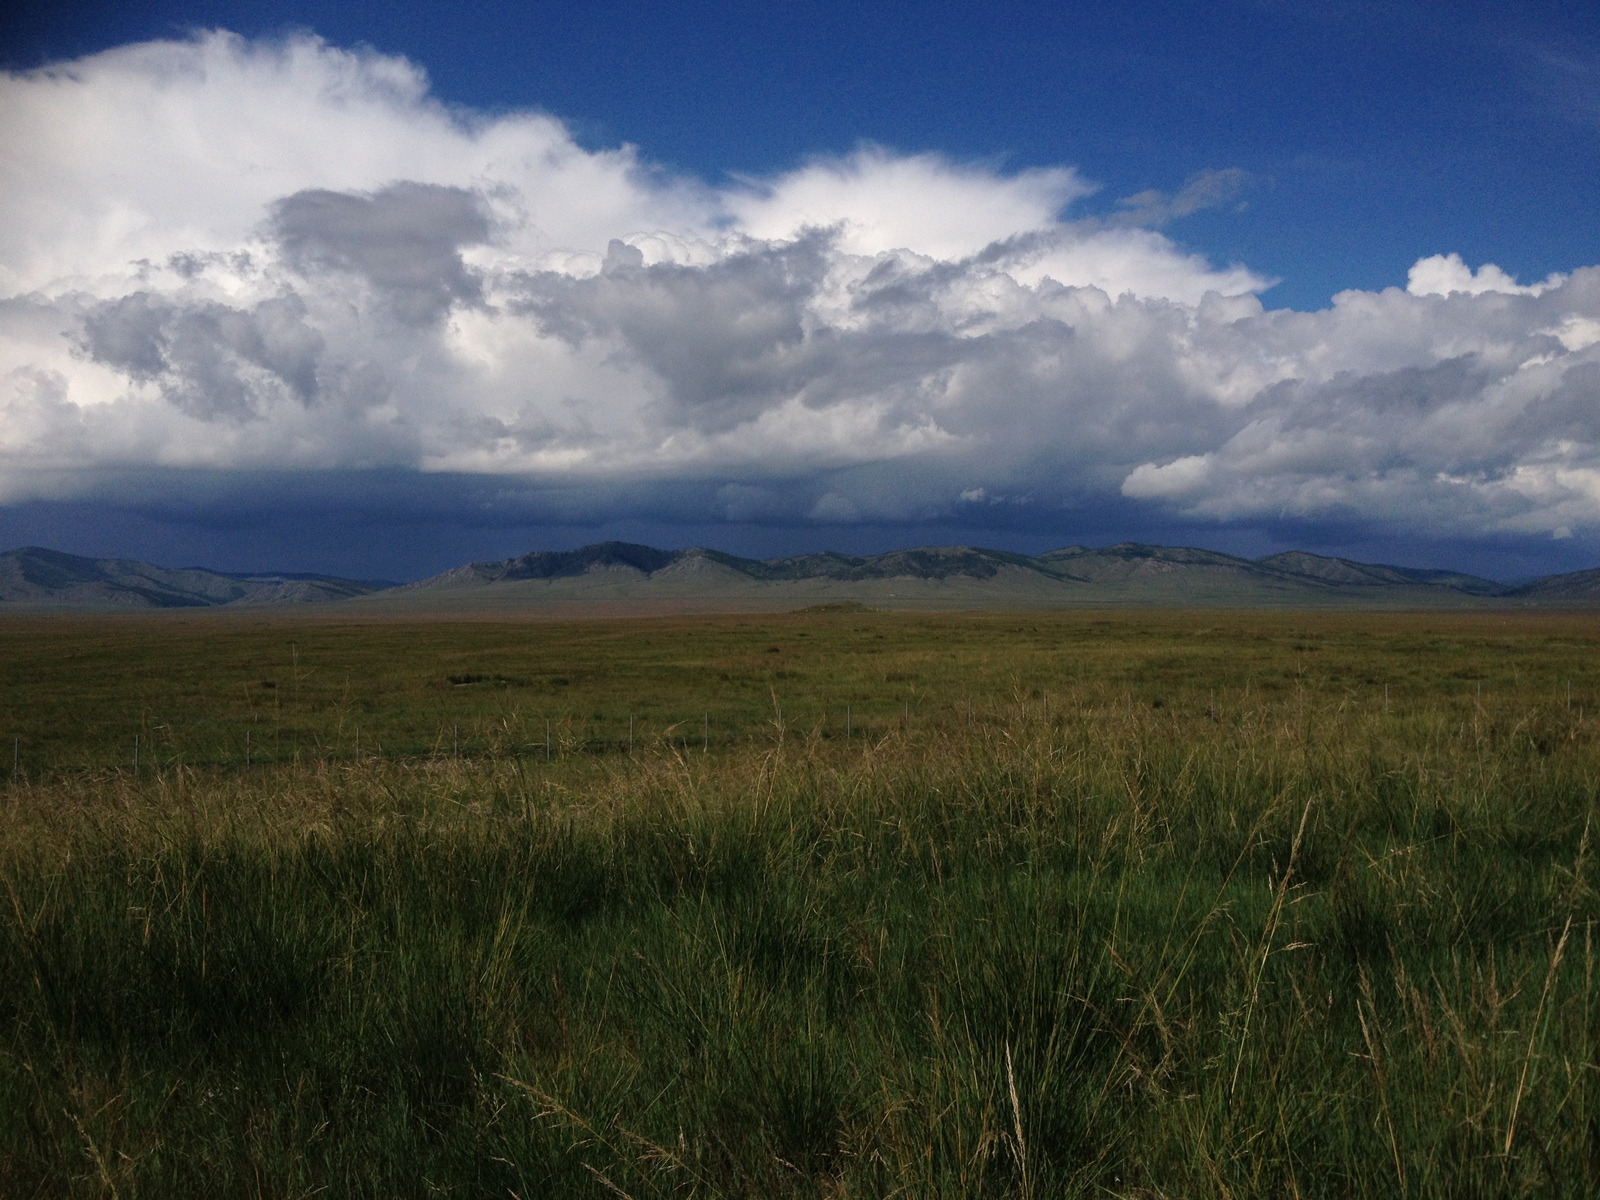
366,541,1585,612
5,540,1600,612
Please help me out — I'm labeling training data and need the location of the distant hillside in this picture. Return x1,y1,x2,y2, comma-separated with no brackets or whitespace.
12,540,1600,614
1037,543,1509,595
365,540,1554,613
1251,550,1506,595
1503,567,1600,603
419,542,680,587
0,547,395,609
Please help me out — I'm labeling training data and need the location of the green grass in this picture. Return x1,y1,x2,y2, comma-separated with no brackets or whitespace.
4,608,1596,774
3,610,1600,1196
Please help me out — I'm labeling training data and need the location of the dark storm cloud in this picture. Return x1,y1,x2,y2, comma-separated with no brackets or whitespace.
510,234,829,433
79,292,325,419
270,182,490,325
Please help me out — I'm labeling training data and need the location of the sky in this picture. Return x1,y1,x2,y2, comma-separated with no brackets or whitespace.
1,1,1598,581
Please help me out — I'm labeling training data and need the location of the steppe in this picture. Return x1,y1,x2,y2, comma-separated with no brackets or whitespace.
3,606,1599,1196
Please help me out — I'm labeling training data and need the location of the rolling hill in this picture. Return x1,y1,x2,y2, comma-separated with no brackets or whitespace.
0,547,395,609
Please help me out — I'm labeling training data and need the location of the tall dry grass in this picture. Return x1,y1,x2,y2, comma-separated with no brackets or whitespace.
2,670,1598,1196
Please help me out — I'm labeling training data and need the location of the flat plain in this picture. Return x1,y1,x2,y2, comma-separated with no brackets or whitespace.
3,608,1600,1196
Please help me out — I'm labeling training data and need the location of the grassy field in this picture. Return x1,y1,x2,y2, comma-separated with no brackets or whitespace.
3,608,1600,1196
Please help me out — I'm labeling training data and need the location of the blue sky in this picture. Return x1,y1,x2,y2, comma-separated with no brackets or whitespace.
2,2,1598,580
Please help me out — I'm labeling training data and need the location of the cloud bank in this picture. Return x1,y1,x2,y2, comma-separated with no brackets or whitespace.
3,30,1599,547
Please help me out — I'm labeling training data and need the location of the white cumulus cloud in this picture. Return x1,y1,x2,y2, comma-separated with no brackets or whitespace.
1406,252,1566,298
2,30,1599,546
